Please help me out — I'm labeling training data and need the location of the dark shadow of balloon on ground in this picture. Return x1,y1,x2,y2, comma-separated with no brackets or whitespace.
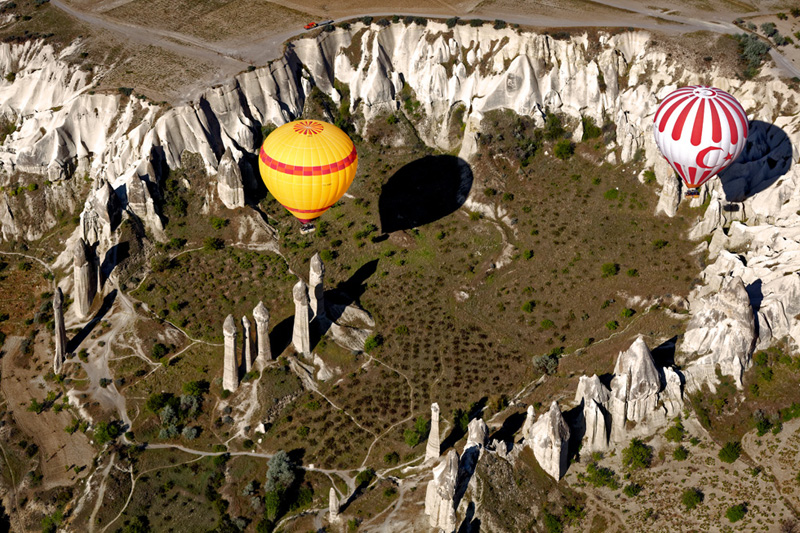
378,155,474,233
718,120,792,202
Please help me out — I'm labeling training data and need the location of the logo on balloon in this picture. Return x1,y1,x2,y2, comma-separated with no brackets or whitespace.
695,146,723,169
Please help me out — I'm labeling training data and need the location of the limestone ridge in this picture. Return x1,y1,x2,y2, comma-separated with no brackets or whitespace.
223,314,238,391
53,287,66,374
424,449,459,532
526,401,570,480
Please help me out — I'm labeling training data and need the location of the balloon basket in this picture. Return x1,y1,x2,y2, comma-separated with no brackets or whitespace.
685,189,700,199
299,222,316,235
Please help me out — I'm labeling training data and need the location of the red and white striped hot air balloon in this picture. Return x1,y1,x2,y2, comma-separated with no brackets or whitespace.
653,85,749,197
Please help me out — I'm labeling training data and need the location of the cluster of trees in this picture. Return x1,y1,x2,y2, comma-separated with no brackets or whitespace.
145,380,209,441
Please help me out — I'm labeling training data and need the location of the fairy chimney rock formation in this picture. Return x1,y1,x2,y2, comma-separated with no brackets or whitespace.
242,316,252,373
612,336,663,424
465,418,488,450
426,402,441,462
424,449,459,532
575,374,611,452
292,280,311,357
529,401,570,480
72,237,96,320
223,315,238,391
328,487,339,523
309,253,325,320
53,288,67,374
216,148,246,209
253,301,272,361
520,404,536,441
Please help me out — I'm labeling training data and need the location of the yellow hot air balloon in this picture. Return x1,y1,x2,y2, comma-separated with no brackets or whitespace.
258,119,358,224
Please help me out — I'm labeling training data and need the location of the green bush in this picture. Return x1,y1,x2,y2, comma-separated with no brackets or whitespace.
681,487,704,510
604,189,619,200
605,320,619,330
581,116,602,140
652,239,669,250
664,420,685,442
620,308,635,318
643,170,656,184
540,319,555,330
673,446,689,461
363,334,383,353
469,18,484,27
204,237,224,251
210,216,228,229
445,17,458,28
623,483,643,497
493,19,507,30
522,301,535,313
582,462,619,489
726,503,746,522
553,139,575,160
622,438,652,470
601,262,619,277
355,467,375,487
719,441,742,463
94,421,121,446
542,509,563,533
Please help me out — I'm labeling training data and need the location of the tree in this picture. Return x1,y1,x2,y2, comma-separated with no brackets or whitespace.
726,503,747,523
182,380,209,397
622,438,652,470
120,515,150,533
681,487,704,510
265,450,295,492
601,262,619,277
719,441,742,463
94,421,121,446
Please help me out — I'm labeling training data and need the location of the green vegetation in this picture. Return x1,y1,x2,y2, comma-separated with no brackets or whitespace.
681,487,704,510
718,441,742,463
94,421,122,446
664,419,686,442
673,446,689,461
403,416,429,447
734,33,770,77
622,438,652,470
623,483,643,497
580,462,620,489
554,139,575,160
726,503,746,523
601,263,619,277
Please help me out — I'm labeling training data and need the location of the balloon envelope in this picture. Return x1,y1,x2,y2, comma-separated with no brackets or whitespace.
653,85,748,189
258,119,358,223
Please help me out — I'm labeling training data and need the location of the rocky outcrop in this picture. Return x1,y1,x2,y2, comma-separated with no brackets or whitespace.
681,276,756,389
613,336,662,423
424,449,458,532
465,418,488,450
574,375,610,452
53,287,66,374
81,180,121,248
328,487,339,523
242,316,252,373
216,148,245,209
71,237,96,320
253,301,272,362
309,253,325,320
426,402,441,462
223,315,238,391
527,401,570,480
292,280,310,357
520,405,536,442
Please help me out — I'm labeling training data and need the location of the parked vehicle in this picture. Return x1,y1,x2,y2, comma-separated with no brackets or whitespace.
303,22,317,30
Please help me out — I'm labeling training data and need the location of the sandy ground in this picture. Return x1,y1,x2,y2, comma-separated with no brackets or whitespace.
0,337,94,490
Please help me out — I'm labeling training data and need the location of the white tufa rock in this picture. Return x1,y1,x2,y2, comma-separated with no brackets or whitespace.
71,237,96,320
574,374,610,452
216,148,245,209
527,401,570,480
292,280,311,358
242,316,252,373
253,301,272,361
681,276,756,390
424,449,458,532
426,402,441,462
309,252,325,320
465,418,488,450
328,487,339,523
223,314,238,391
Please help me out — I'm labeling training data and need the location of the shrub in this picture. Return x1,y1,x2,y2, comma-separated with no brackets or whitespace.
210,216,228,229
601,262,619,277
681,487,704,510
522,301,535,313
626,268,638,277
364,334,383,353
726,503,746,522
553,139,575,160
484,187,497,197
523,249,534,260
445,17,458,28
761,22,777,37
360,16,373,24
544,113,565,140
734,33,770,76
151,343,168,360
94,421,121,446
719,441,742,463
540,319,555,329
204,237,224,251
542,509,563,533
493,19,507,29
652,239,669,249
604,188,619,200
664,420,685,442
620,308,635,318
583,462,619,489
605,321,619,330
581,116,602,140
643,169,656,184
383,452,399,465
469,18,483,27
532,352,559,375
118,87,133,96
673,446,689,461
623,483,643,497
356,467,375,487
622,438,652,470
266,451,295,491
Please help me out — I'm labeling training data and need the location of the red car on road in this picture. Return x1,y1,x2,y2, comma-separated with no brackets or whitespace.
304,22,317,30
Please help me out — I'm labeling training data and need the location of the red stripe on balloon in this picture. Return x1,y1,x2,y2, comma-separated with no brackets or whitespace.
259,145,358,176
658,95,692,133
718,94,748,141
708,99,722,143
656,90,693,128
716,99,738,145
691,99,705,146
672,96,698,141
697,169,712,186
